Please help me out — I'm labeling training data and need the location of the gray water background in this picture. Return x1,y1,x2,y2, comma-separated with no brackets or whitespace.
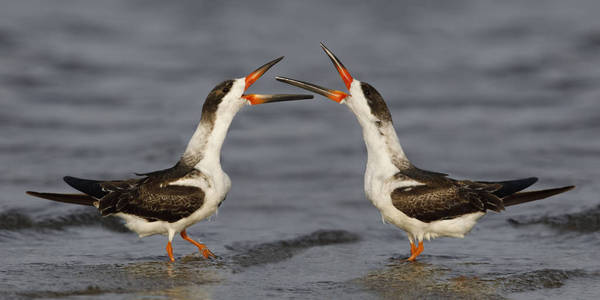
1,0,599,299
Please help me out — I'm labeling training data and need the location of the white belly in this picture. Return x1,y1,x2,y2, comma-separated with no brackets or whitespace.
115,200,220,238
377,201,485,242
366,171,485,242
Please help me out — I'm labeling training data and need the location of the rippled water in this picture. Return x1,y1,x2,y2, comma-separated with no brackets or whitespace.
1,0,599,299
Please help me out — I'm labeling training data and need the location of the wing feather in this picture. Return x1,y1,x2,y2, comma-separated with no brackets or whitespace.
391,167,503,222
95,164,206,222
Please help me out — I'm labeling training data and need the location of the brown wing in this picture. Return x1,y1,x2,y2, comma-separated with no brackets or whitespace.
391,167,503,222
97,180,203,223
95,164,206,223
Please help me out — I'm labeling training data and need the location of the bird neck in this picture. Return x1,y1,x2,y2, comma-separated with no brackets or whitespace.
355,114,409,174
181,103,242,170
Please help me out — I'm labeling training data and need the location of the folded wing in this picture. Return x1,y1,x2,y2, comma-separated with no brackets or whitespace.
58,164,206,223
392,170,572,223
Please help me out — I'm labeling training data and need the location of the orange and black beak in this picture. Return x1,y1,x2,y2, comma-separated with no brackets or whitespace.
320,42,354,90
242,56,314,105
275,43,352,103
275,77,348,103
242,93,314,105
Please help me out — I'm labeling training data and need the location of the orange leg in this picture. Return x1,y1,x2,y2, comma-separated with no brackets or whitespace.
407,241,424,261
180,230,216,259
166,241,175,262
410,242,417,255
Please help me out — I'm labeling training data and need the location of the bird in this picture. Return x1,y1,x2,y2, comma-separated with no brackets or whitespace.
26,56,313,262
276,43,575,261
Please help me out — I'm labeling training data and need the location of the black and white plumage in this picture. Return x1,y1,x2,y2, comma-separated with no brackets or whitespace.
276,43,574,261
27,57,313,262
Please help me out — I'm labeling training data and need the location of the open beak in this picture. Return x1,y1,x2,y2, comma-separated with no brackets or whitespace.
275,43,353,104
242,93,313,105
320,42,354,90
244,56,283,91
275,77,348,103
242,56,313,105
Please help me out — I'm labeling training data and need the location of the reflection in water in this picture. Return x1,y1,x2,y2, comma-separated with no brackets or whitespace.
356,260,502,299
121,259,222,299
12,259,223,299
123,258,222,299
356,259,600,299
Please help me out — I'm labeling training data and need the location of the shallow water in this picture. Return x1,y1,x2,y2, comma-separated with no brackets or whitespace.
1,0,599,299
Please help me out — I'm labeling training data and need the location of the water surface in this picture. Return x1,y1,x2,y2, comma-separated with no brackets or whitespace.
1,0,599,298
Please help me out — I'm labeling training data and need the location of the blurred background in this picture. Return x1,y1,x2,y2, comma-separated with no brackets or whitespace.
1,0,599,299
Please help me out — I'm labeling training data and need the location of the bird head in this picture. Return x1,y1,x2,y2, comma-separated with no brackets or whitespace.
276,43,392,125
201,57,313,122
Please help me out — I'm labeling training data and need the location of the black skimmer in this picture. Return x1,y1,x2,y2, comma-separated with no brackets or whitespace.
276,43,575,261
26,57,313,262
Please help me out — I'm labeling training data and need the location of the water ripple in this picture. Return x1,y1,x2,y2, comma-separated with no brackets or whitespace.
508,204,600,232
0,209,128,233
227,230,360,269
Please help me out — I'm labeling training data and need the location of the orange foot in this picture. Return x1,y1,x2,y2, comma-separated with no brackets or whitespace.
180,229,216,259
166,241,175,262
407,241,424,261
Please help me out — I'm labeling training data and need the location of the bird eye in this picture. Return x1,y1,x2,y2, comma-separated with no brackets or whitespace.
364,89,371,96
223,87,230,93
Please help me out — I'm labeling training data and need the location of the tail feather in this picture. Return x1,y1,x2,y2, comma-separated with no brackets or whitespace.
479,177,538,198
503,186,575,207
26,191,97,206
63,176,107,199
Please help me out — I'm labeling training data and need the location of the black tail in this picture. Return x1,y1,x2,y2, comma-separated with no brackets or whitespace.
503,186,575,207
63,176,107,199
26,191,97,206
479,177,538,198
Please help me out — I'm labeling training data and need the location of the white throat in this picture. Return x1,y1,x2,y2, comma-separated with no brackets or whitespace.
182,78,247,169
344,80,409,174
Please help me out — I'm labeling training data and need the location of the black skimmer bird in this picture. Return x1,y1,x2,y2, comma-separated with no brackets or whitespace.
276,44,575,261
26,57,313,262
